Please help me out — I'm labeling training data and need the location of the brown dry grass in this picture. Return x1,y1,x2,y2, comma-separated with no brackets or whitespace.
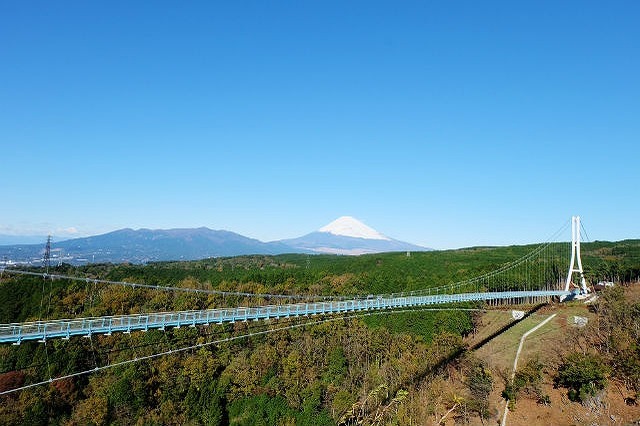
463,291,640,426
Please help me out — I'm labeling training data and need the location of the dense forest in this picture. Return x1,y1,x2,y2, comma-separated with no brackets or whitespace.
0,240,639,424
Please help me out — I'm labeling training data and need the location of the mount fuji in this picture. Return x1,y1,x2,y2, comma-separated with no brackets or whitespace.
280,216,430,255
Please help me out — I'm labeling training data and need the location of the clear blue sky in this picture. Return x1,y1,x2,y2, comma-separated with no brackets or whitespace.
1,1,638,249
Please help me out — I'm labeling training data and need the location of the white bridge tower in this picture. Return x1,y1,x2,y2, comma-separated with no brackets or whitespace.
564,216,589,295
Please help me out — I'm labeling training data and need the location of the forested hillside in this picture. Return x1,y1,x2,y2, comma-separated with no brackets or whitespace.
0,240,638,424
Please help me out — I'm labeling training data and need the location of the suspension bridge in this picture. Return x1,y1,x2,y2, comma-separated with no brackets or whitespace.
0,217,590,346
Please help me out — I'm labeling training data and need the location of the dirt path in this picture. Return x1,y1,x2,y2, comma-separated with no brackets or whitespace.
501,313,557,426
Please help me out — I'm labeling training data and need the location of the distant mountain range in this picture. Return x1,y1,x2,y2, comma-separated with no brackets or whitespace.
0,217,430,265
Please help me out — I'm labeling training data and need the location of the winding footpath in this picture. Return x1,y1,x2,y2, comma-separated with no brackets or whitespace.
501,313,557,426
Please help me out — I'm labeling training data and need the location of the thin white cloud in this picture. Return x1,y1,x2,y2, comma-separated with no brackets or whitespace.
0,224,84,237
56,227,80,235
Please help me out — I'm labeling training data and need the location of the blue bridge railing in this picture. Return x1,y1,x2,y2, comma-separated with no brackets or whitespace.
0,290,570,344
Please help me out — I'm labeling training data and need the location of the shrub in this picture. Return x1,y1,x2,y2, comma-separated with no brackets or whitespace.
555,352,609,402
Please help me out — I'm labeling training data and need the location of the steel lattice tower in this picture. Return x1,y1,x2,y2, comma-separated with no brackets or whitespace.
43,235,51,273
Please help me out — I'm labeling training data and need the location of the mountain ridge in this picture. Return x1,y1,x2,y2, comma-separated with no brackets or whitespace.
0,218,430,264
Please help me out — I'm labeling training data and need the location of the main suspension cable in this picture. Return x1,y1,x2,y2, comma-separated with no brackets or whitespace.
1,268,331,301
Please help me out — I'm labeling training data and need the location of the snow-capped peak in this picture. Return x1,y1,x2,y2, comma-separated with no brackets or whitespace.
318,216,390,241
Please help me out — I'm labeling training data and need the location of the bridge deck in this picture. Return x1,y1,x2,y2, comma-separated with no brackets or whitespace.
0,290,570,344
